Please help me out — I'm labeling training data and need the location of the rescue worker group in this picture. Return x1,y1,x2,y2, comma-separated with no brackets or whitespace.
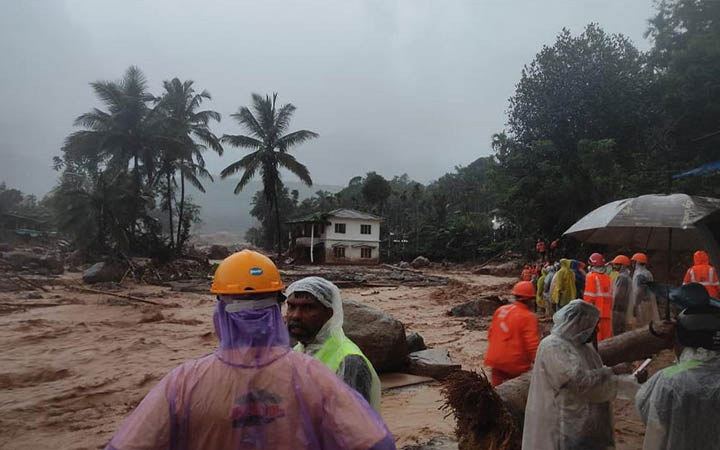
104,249,720,450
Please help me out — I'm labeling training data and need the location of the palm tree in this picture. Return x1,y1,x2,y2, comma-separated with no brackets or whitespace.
63,66,166,238
221,93,317,256
156,78,222,250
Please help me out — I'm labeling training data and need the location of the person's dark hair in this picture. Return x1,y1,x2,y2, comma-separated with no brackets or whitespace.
677,307,720,350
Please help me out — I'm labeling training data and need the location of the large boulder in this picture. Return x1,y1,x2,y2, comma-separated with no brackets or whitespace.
83,262,124,284
411,256,430,269
208,244,231,260
474,261,523,277
407,348,461,380
449,296,503,317
343,299,408,372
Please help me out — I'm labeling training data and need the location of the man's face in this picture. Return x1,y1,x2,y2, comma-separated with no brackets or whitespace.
612,264,621,272
286,292,333,344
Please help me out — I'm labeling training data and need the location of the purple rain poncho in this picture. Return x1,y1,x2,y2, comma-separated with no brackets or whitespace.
105,299,395,450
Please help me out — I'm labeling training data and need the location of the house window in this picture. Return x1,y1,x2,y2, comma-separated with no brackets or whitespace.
361,247,373,259
334,223,346,234
334,246,346,258
361,224,372,235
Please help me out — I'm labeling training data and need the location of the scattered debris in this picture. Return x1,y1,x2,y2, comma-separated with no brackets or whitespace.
281,265,449,288
473,261,523,278
408,348,461,380
208,244,231,260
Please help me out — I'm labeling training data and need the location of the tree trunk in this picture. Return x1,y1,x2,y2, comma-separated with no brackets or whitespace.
274,182,282,259
167,171,174,248
443,321,676,450
176,167,185,253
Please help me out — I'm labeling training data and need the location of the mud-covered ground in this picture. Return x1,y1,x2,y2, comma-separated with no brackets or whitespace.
0,268,668,449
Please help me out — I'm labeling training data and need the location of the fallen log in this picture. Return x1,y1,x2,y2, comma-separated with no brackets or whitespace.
66,285,160,306
442,321,676,450
16,275,50,292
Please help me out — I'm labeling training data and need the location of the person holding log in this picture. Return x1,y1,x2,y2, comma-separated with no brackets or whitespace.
484,281,540,386
636,304,720,450
522,300,641,450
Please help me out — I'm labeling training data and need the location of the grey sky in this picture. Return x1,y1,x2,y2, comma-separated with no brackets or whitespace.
1,0,656,197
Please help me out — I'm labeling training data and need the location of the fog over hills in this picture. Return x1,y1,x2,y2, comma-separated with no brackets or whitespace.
187,177,341,235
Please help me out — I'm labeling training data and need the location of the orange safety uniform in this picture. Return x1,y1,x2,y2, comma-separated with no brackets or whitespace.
583,271,613,341
484,302,540,386
683,250,720,299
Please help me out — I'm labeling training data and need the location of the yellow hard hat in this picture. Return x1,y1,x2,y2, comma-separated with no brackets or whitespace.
210,250,284,294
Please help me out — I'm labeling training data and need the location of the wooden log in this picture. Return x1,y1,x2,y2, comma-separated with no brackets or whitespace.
66,285,160,306
16,275,50,292
443,321,676,450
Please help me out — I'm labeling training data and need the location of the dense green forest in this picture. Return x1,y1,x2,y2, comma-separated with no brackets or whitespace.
5,0,717,262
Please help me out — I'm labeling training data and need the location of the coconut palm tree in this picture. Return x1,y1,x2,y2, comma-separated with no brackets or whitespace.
156,78,222,250
221,93,317,256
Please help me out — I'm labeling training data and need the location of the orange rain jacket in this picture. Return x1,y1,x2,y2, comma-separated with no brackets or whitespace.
583,270,613,341
484,302,540,377
683,250,720,298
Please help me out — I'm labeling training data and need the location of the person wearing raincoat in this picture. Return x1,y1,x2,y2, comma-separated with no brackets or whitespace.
682,250,720,298
105,251,394,450
627,253,660,329
610,255,632,335
583,253,614,342
536,266,548,313
522,300,640,450
636,302,720,449
484,281,540,386
541,264,557,317
286,277,381,413
551,259,576,309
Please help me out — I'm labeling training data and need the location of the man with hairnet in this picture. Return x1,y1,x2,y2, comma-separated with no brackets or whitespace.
286,276,381,412
636,296,720,449
105,251,394,450
522,300,641,450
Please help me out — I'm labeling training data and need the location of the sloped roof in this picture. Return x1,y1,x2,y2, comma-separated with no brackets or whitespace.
326,208,381,220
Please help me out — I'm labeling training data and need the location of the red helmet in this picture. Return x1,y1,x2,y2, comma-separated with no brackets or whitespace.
588,252,606,267
512,281,536,299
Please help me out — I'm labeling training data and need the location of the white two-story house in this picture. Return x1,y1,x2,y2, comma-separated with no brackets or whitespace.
287,208,381,264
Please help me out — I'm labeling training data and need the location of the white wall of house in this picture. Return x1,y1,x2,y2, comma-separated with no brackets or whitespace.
322,216,380,264
322,217,380,242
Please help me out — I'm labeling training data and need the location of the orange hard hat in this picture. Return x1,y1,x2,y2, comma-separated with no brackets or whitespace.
588,252,606,267
512,281,536,299
210,250,284,294
631,252,648,264
610,255,631,266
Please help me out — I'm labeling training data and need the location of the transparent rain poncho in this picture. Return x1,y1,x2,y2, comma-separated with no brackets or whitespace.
522,300,637,450
627,264,660,329
105,298,394,450
636,347,720,450
286,277,382,413
612,267,632,335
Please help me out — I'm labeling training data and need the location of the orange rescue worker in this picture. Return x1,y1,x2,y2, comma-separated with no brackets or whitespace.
683,250,720,298
583,252,613,341
484,281,540,386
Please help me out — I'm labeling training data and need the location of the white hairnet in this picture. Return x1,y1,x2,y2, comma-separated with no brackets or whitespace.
552,299,600,344
285,276,344,342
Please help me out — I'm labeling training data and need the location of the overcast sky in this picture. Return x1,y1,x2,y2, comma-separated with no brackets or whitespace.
1,0,657,196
